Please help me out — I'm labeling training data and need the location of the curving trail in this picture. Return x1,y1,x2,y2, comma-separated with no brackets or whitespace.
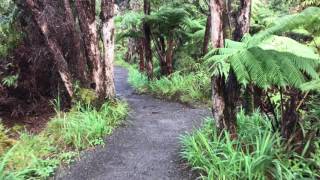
55,67,210,180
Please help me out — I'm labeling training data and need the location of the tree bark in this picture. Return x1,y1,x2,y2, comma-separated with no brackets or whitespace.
234,0,251,41
63,0,88,85
75,1,105,100
138,38,145,72
210,0,226,132
125,38,135,62
211,76,225,131
203,14,211,55
166,32,174,75
101,0,116,99
223,69,240,138
210,0,224,48
153,35,167,76
26,0,74,98
143,0,153,80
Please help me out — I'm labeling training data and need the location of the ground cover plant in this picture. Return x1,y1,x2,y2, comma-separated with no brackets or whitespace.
0,101,128,179
181,111,320,179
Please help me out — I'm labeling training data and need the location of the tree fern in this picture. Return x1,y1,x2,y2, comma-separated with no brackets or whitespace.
144,6,188,36
205,7,320,89
116,11,144,40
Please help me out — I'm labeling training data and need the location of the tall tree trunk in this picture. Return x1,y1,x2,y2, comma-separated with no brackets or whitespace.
203,14,211,55
75,1,105,100
210,0,226,132
138,38,145,71
234,0,252,41
63,0,88,85
26,0,73,98
101,0,116,99
210,0,224,48
143,0,153,80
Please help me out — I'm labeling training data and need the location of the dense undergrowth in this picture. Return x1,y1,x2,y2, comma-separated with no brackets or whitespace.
0,101,128,179
181,111,320,179
125,63,211,106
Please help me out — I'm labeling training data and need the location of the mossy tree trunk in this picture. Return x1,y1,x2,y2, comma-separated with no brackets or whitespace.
76,1,105,102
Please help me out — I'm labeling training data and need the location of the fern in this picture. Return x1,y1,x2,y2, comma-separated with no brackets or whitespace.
144,6,188,36
205,7,320,89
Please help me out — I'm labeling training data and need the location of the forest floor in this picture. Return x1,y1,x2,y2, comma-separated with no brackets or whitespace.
54,67,210,180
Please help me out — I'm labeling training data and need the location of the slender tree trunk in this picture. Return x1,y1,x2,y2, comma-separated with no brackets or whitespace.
203,14,211,55
138,38,145,71
101,0,116,99
63,0,88,85
26,0,73,98
125,38,135,62
166,32,174,75
234,0,251,41
75,1,105,100
143,0,153,80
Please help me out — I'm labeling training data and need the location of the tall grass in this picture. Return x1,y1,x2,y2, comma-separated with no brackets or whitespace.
47,101,128,150
0,101,128,179
127,67,211,105
181,111,320,179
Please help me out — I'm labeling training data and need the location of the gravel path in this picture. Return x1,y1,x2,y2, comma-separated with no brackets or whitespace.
55,67,210,180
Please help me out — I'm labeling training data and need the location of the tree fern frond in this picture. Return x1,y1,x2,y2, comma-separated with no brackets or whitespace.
248,7,320,47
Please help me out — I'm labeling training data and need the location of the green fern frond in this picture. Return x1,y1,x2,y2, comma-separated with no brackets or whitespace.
205,34,320,89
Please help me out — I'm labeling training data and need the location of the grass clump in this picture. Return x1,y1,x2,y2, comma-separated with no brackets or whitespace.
181,111,320,179
128,67,210,105
47,101,128,150
0,101,128,179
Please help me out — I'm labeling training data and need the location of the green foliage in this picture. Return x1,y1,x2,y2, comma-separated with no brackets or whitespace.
128,67,210,104
0,124,15,155
75,88,97,106
1,74,18,88
287,0,320,8
205,7,320,89
181,111,320,179
46,101,128,150
116,11,144,40
144,6,188,36
0,101,128,179
0,0,21,57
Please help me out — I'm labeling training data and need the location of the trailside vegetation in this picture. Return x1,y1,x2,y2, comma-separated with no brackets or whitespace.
117,0,320,178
